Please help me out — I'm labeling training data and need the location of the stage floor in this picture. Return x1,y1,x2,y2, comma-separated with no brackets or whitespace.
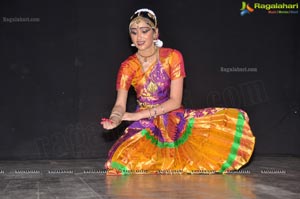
0,156,299,199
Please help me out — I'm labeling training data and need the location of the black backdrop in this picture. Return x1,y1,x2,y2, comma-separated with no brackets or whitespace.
0,0,299,160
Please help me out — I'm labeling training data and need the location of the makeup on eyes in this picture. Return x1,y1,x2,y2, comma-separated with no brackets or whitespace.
129,27,152,35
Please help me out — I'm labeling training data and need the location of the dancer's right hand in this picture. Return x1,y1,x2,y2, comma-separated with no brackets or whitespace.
100,118,120,130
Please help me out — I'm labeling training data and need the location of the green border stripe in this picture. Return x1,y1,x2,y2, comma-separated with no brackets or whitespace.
218,112,245,173
111,161,130,175
141,118,195,148
110,118,195,174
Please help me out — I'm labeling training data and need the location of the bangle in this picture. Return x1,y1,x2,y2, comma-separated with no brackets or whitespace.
110,111,122,118
153,108,157,118
111,111,122,116
109,115,121,125
159,105,165,114
148,109,152,119
109,112,122,122
110,113,121,118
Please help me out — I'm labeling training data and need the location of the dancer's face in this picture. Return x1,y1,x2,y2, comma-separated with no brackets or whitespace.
129,19,158,52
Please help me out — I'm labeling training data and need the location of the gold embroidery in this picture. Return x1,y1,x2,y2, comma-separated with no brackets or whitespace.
147,81,158,93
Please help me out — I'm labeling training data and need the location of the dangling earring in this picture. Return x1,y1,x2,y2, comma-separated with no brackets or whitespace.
154,39,163,47
131,43,136,47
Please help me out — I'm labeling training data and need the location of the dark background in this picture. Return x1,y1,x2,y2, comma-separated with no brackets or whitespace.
0,0,299,160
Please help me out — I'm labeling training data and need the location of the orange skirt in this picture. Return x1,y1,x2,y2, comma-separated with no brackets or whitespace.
105,107,255,175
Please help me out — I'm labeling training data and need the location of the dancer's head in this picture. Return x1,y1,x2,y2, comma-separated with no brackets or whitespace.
129,8,163,50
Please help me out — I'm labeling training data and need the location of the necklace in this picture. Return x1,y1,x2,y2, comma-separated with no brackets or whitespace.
137,47,157,62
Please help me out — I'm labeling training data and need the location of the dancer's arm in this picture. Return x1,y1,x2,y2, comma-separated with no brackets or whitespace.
102,89,128,129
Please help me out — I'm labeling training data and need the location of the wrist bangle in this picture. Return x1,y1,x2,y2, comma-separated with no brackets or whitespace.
110,111,123,119
153,108,157,118
110,114,121,119
159,105,165,114
111,112,122,116
109,116,121,124
148,109,152,119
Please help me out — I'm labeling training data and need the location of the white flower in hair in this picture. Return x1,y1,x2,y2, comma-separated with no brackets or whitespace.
134,8,157,20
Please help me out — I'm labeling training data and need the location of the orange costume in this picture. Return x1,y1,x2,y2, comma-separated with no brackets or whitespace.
105,48,255,175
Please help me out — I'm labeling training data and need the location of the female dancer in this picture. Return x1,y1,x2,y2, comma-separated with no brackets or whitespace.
101,8,255,175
